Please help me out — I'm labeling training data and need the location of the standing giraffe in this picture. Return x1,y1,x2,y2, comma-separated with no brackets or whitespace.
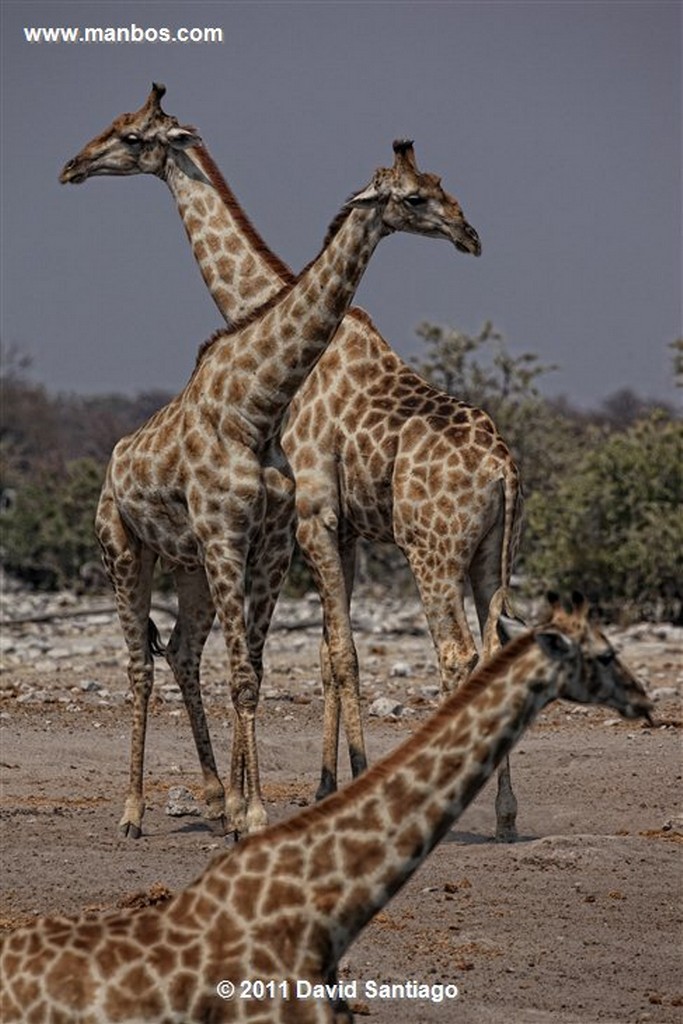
72,138,480,840
0,595,653,1023
61,85,524,840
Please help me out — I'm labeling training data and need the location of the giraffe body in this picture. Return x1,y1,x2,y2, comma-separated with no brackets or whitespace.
61,86,522,839
0,595,653,1022
68,126,480,839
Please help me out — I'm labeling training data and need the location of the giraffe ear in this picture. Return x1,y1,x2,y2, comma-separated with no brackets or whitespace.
535,629,573,661
167,125,202,150
345,181,383,208
497,613,527,646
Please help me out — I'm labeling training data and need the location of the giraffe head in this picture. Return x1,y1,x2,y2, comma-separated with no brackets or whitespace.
499,592,653,722
59,83,202,183
346,139,481,255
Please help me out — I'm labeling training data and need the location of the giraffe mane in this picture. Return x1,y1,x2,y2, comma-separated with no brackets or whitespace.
322,203,356,248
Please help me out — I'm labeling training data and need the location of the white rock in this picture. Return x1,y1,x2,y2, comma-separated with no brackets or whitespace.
165,786,201,817
650,687,679,701
369,697,404,718
390,661,412,678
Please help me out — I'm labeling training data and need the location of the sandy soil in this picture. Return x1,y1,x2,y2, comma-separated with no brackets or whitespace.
1,591,682,1023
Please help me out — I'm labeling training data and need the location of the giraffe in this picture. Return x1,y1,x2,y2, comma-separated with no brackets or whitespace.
0,594,653,1023
61,84,524,840
72,136,480,841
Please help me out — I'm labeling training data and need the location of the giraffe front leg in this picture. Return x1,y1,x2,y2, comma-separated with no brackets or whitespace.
317,637,342,800
119,664,153,838
98,509,158,840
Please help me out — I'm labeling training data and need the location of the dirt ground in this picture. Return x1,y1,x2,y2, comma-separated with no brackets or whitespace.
1,589,682,1023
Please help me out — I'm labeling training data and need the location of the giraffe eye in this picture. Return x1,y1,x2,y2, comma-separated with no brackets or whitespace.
404,194,427,207
597,650,616,666
122,133,142,146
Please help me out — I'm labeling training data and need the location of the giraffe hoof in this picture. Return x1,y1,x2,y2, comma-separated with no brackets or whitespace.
494,827,518,843
315,769,337,802
119,821,142,839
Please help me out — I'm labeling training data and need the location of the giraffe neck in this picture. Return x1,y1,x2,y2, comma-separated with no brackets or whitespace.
164,146,293,326
191,204,389,443
206,633,556,968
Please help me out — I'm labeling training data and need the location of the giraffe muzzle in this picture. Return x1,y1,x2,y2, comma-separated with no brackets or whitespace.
456,223,481,257
59,158,88,184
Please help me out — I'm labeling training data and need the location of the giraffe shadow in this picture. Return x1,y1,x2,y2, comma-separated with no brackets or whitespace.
167,820,231,838
443,829,538,845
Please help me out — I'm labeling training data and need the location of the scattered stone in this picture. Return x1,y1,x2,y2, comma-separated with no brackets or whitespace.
165,786,201,817
48,647,73,660
368,697,404,719
650,686,679,701
80,679,102,692
159,686,182,702
389,661,412,678
17,690,55,704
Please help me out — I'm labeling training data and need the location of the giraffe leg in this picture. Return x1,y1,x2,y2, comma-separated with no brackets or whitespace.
98,499,158,839
471,535,519,842
406,548,479,695
245,463,296,690
203,541,267,837
165,567,226,831
317,636,342,799
297,512,364,800
493,755,518,842
221,463,296,833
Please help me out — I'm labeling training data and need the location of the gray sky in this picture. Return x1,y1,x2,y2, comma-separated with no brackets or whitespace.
1,0,681,408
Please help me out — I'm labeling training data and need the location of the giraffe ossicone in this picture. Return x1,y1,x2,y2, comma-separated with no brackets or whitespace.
61,85,525,841
69,130,480,839
0,595,652,1023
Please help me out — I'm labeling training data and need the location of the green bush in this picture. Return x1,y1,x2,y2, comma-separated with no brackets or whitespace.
1,458,105,590
524,413,683,622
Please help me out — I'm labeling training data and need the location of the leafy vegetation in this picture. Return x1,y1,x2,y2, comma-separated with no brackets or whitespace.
524,412,682,621
411,323,680,622
1,334,680,621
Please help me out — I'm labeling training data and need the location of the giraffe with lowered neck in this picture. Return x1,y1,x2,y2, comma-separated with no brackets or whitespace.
61,84,524,840
0,594,653,1023
69,135,480,840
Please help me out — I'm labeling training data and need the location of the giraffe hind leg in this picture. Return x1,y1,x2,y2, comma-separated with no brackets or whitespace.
470,523,520,842
201,539,268,837
296,513,365,801
164,567,226,832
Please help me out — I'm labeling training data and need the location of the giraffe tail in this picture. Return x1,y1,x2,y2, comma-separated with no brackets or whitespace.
500,463,524,608
147,618,166,657
482,468,526,659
